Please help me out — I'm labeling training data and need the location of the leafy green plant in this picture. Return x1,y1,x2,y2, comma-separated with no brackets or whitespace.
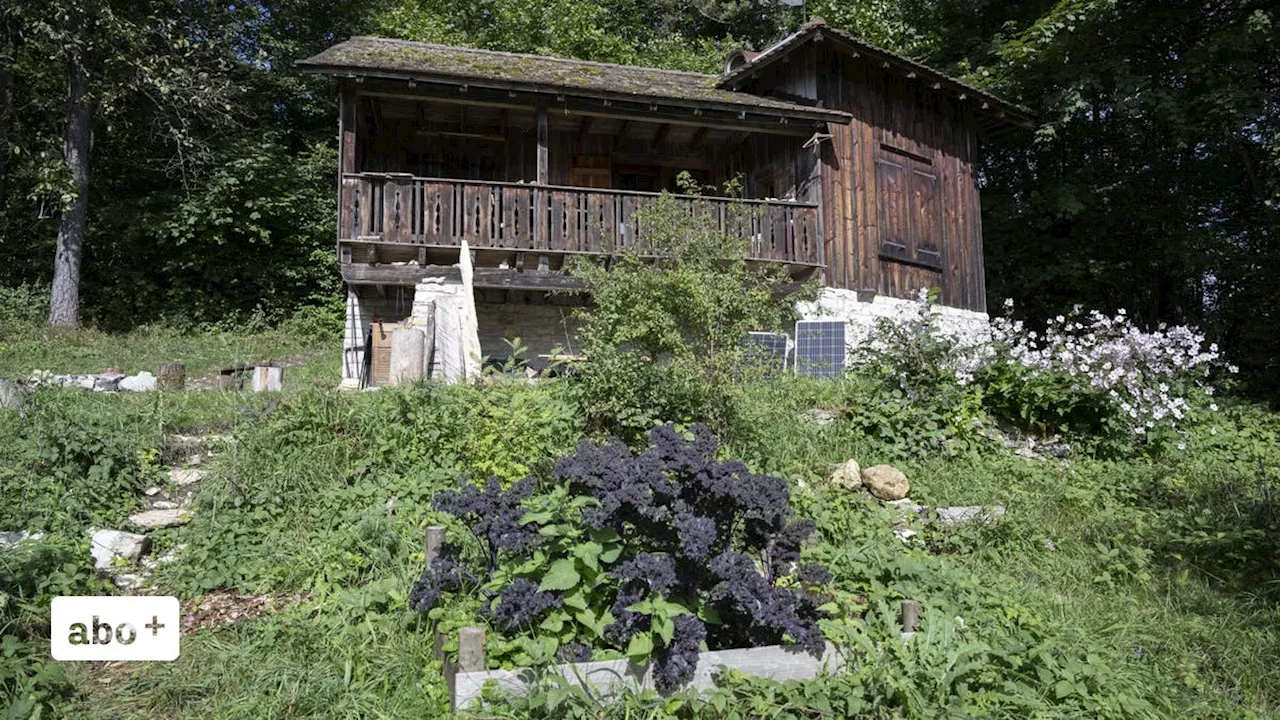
414,425,831,690
567,178,814,443
0,389,158,535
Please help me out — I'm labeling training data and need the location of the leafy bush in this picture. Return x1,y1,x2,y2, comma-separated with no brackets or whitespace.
850,293,1231,452
413,425,830,691
568,178,812,443
0,283,49,340
983,303,1230,445
0,389,160,535
1,537,107,718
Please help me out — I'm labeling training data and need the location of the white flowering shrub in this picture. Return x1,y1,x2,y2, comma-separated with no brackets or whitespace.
983,303,1233,442
854,288,990,401
854,292,1232,449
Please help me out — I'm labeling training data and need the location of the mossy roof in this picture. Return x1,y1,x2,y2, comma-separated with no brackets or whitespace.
297,36,848,121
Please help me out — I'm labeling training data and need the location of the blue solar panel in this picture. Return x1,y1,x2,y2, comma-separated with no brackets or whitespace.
745,332,788,374
794,321,846,377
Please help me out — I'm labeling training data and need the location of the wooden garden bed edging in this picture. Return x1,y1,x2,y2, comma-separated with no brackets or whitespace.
451,641,844,710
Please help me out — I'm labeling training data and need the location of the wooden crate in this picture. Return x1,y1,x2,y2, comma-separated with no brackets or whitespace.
369,321,403,386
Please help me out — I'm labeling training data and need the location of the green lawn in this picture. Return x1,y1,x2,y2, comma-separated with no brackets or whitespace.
2,329,1277,719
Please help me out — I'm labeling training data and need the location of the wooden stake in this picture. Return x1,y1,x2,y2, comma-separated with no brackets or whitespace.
424,525,447,565
156,363,185,391
458,627,485,673
901,599,923,634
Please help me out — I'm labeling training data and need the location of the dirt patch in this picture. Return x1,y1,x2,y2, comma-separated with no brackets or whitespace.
180,591,310,635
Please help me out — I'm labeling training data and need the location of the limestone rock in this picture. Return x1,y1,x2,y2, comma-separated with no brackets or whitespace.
128,509,191,530
934,505,1006,527
1038,442,1071,458
91,529,151,570
0,379,24,410
887,497,930,520
0,530,44,549
112,574,143,590
800,408,837,425
861,464,910,501
169,468,206,486
151,500,179,510
144,486,163,496
119,372,157,392
827,459,862,491
94,373,125,392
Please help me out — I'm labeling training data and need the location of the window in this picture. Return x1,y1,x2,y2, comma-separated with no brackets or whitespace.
874,144,942,270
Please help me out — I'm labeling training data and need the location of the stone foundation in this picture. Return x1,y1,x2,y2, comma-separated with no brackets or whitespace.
343,283,583,383
797,288,990,364
343,284,988,382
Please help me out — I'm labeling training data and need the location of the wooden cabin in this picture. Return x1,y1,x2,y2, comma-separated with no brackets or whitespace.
298,18,1032,382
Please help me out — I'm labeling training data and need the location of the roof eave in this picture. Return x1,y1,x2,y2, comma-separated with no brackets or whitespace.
296,61,853,125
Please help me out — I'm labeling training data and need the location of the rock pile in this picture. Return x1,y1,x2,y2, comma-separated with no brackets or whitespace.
825,458,1006,543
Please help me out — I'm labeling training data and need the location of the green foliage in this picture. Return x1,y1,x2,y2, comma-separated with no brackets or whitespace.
568,183,813,442
1,536,108,718
162,383,579,596
0,284,47,340
0,389,160,535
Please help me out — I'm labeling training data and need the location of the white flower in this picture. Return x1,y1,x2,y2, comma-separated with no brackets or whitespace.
1209,403,1219,412
1004,298,1015,309
1228,365,1239,374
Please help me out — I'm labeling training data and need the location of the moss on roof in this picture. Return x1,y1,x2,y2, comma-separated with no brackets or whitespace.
298,36,844,118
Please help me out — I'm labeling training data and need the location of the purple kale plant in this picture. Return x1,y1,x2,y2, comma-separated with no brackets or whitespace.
410,549,476,614
489,578,562,631
652,615,707,692
433,476,539,573
414,424,830,689
556,424,830,681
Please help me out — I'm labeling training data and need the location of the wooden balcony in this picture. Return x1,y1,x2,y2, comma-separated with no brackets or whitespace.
338,174,823,283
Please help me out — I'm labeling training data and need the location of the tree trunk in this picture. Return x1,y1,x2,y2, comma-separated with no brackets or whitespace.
0,17,14,214
48,44,92,328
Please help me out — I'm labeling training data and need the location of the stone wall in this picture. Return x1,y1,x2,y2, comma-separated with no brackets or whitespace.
475,300,582,368
343,284,989,382
797,287,991,364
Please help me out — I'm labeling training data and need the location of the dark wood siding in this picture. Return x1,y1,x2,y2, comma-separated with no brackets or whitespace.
808,45,986,312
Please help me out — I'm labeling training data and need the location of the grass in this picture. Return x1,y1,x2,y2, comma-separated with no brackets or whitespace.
0,296,342,383
3,328,1278,718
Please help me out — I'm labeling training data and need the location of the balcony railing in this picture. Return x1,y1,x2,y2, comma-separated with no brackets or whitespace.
339,174,823,267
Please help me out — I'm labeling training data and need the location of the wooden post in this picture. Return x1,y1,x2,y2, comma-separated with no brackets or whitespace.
339,81,358,247
533,107,549,252
156,363,185,391
900,599,922,634
424,525,446,565
458,627,485,673
536,107,549,185
251,366,284,392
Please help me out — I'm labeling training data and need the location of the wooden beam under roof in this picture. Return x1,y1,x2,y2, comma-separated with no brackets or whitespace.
650,123,670,151
349,78,835,136
342,263,585,291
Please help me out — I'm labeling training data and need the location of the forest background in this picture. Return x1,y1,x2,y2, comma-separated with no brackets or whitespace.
0,0,1276,397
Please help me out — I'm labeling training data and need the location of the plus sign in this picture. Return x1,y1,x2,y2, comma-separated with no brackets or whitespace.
145,616,165,636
